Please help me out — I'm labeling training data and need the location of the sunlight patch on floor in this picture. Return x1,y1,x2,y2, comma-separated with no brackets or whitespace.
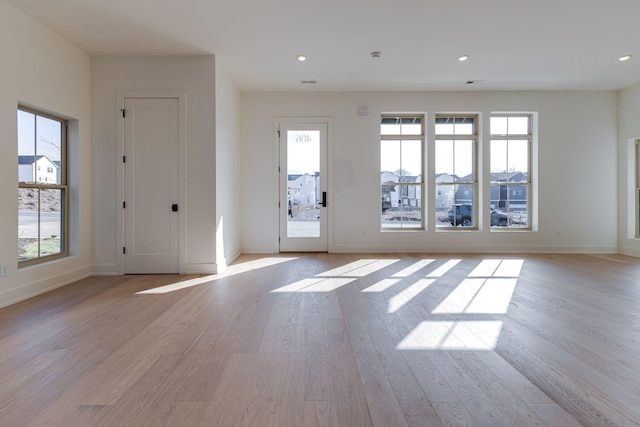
136,257,298,295
361,278,401,293
136,275,217,294
392,259,435,278
387,279,435,313
271,277,355,293
426,259,461,277
396,320,503,350
316,258,400,278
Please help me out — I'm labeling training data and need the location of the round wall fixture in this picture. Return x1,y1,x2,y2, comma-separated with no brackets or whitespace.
371,51,381,58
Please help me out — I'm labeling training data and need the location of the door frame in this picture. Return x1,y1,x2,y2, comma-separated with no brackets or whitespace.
274,117,333,253
116,91,186,275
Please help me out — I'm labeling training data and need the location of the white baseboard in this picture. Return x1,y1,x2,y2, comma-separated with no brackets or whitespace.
92,264,119,275
0,266,92,309
182,263,218,275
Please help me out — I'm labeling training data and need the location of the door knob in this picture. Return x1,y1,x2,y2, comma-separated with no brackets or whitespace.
171,204,179,212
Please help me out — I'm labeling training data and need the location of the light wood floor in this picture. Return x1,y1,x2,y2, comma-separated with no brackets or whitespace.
1,253,639,426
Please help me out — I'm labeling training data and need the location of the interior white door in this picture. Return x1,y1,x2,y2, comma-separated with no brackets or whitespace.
123,97,179,273
279,122,328,252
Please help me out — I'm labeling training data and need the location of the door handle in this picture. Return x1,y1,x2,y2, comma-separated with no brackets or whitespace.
171,204,179,212
318,192,327,207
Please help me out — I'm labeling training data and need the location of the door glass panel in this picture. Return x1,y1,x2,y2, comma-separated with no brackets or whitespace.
287,130,320,237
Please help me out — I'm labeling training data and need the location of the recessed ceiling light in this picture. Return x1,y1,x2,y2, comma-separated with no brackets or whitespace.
297,55,307,62
619,55,632,62
458,55,469,62
371,51,381,58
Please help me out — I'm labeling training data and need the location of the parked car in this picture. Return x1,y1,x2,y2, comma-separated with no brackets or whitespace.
447,204,509,226
490,207,509,226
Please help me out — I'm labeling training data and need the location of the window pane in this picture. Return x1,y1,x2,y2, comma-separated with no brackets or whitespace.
435,122,454,134
18,111,36,183
490,116,508,135
491,140,508,173
18,188,39,261
18,188,64,261
381,185,422,229
436,117,475,135
508,139,529,176
435,183,456,223
508,116,529,134
401,139,421,176
287,131,320,238
381,140,401,174
435,140,454,175
491,184,529,228
35,116,62,184
381,117,401,135
401,117,422,135
508,185,528,228
455,187,475,227
40,188,63,256
454,139,474,179
381,116,422,136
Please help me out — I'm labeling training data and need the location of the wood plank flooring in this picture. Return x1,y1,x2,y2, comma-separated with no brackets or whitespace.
1,253,639,426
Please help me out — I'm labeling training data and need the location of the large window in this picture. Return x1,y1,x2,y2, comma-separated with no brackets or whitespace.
490,114,532,229
380,115,424,230
18,107,68,264
435,115,477,229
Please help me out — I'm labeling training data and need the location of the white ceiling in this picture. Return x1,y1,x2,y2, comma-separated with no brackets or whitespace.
7,0,640,92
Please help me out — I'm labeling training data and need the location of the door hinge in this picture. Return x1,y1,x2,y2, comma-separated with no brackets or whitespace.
123,155,126,163
123,201,126,209
277,130,280,137
123,247,126,254
278,166,280,173
278,201,281,208
121,109,126,118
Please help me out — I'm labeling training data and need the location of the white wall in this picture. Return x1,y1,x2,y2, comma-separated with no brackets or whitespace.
92,55,218,274
618,83,640,256
215,63,242,271
0,0,92,308
241,91,618,254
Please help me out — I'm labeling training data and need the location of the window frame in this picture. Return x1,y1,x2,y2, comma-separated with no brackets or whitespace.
435,114,479,230
635,139,640,238
18,105,69,266
380,114,425,231
490,113,533,231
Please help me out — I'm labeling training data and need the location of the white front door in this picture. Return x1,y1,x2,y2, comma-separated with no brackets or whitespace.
279,122,328,252
123,97,180,273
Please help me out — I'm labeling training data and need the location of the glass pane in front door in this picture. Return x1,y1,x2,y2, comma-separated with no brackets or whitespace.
287,130,320,237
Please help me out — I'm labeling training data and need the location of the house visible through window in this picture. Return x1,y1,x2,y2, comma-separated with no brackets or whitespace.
435,115,478,229
18,106,68,264
490,114,532,229
380,115,424,230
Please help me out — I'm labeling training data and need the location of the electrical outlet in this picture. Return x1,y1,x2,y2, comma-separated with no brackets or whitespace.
0,264,7,277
